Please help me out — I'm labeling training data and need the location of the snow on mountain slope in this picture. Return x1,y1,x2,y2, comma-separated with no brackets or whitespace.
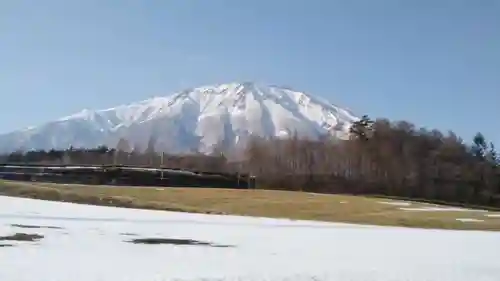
0,82,359,154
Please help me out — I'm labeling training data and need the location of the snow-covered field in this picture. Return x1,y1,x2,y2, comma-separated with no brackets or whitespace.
1,196,499,281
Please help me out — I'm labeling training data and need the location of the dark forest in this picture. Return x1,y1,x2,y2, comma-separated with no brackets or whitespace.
1,115,499,208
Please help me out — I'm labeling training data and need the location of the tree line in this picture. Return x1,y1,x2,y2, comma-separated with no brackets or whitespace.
244,116,500,207
0,145,229,174
1,115,499,207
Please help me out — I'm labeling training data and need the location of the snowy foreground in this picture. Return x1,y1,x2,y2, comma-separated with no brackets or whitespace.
1,196,499,281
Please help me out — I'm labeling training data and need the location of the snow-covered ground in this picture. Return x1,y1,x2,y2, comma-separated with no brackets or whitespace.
1,196,499,281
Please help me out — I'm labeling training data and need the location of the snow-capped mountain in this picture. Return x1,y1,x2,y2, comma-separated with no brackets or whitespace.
0,82,359,154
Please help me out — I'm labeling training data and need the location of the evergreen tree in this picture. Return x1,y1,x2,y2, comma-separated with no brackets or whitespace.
486,142,499,165
349,115,374,141
471,132,488,160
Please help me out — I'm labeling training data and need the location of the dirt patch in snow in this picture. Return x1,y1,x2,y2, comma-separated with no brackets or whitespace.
10,224,63,230
0,233,44,242
128,237,234,248
121,232,139,236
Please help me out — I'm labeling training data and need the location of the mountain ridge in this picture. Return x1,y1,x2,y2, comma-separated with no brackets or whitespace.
0,82,359,154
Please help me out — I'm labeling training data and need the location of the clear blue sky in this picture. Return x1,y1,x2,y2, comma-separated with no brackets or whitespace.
1,0,499,146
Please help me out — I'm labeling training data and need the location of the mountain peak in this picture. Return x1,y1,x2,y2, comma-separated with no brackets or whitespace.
0,82,359,154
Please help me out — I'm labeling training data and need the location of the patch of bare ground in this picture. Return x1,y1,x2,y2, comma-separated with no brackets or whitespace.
1,180,500,231
0,233,44,242
10,224,62,230
128,237,233,248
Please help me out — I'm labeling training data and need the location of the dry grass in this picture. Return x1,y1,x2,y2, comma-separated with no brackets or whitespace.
1,180,500,231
